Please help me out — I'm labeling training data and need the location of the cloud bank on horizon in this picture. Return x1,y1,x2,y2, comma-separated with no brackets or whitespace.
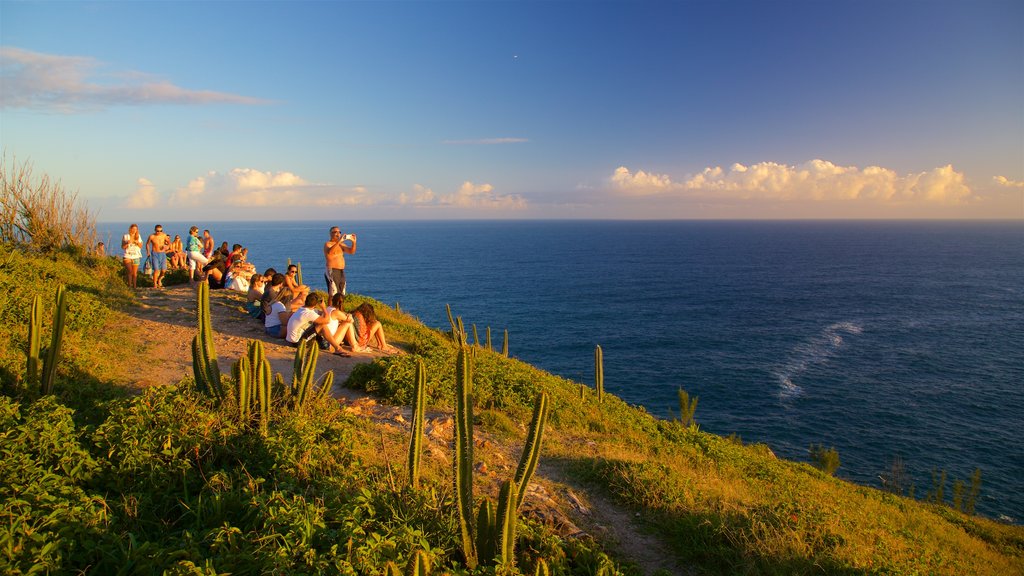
120,168,526,218
611,160,974,205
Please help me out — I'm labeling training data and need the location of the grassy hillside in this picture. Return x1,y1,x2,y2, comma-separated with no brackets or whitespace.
1,243,1022,575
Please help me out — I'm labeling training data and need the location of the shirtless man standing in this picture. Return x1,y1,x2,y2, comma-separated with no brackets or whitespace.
324,226,357,297
146,224,170,289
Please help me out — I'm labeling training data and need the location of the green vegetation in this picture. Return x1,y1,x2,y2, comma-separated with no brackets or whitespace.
2,229,1023,574
809,443,841,476
676,387,698,428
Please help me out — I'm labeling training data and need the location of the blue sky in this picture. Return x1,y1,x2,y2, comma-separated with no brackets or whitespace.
1,0,1022,220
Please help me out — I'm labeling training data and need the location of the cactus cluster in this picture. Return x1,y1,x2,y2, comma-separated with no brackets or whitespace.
448,345,549,569
191,283,331,429
26,284,68,395
231,340,275,434
290,339,334,409
445,304,510,357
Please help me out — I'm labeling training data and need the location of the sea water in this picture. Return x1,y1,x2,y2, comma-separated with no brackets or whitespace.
99,220,1024,523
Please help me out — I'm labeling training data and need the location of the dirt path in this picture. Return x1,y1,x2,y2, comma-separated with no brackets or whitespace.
120,284,683,575
126,284,381,389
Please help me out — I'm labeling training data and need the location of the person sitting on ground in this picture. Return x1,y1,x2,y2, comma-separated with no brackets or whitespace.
321,293,367,355
245,273,266,317
95,242,105,257
246,272,265,302
352,302,399,353
170,235,186,269
202,248,229,289
264,287,296,338
260,273,286,320
285,292,333,348
225,244,243,268
283,264,304,292
227,256,256,292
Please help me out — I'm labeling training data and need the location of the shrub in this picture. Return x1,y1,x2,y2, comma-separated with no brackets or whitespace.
0,155,97,254
809,444,841,476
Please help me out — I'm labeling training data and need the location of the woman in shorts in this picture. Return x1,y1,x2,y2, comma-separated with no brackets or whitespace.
186,226,210,285
121,223,143,289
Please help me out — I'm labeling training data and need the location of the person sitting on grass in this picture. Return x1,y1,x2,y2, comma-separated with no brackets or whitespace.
321,293,368,355
285,292,333,349
352,302,399,353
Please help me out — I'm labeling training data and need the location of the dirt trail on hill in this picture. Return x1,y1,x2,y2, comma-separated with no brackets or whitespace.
123,284,381,389
119,284,686,575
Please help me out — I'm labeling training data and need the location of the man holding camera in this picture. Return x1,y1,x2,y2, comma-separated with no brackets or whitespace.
324,226,357,297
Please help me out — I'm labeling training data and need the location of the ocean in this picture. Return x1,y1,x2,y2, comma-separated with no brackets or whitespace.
99,220,1024,523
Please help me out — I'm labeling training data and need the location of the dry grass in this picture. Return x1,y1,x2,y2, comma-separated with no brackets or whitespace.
0,153,97,254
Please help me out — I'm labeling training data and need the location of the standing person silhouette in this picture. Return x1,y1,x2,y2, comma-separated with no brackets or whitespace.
324,226,356,297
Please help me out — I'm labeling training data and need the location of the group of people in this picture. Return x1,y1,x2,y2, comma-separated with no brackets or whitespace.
120,224,253,290
120,223,396,356
243,226,396,356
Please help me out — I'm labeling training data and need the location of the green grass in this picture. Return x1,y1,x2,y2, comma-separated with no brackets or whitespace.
2,245,1022,575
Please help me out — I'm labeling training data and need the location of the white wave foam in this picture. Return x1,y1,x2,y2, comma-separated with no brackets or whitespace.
774,321,863,399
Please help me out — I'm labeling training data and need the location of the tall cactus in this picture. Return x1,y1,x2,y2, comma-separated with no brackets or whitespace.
475,500,496,567
316,371,335,402
472,324,480,347
192,282,223,401
296,261,303,285
408,357,427,489
256,354,271,436
233,355,251,422
513,392,548,510
595,344,604,403
454,346,477,568
456,317,467,346
39,284,67,396
291,339,319,408
486,326,492,351
502,329,509,357
533,558,550,576
495,479,519,568
26,295,42,389
445,304,459,344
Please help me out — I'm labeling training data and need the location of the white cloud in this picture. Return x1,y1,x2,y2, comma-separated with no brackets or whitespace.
399,184,436,205
994,175,1024,189
442,181,527,209
611,160,975,205
400,181,526,210
165,168,371,208
126,178,158,209
124,169,524,215
0,47,270,112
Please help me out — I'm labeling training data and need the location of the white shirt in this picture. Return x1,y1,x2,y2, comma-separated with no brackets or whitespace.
265,301,287,329
285,307,321,343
